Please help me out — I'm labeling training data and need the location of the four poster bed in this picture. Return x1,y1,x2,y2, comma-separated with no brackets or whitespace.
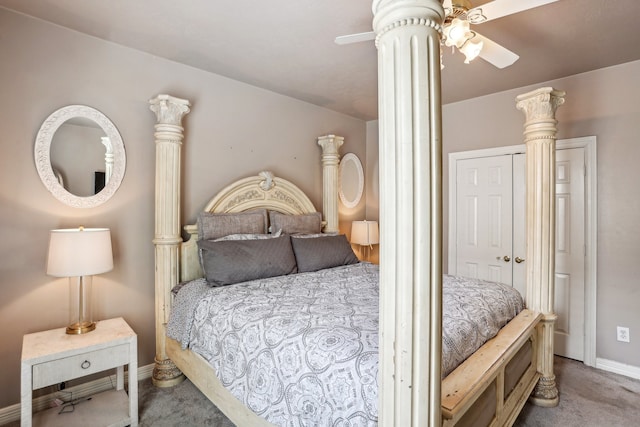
149,86,563,426
149,2,564,426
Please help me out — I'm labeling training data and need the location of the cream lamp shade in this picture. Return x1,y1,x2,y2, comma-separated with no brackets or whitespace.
47,227,113,334
351,220,379,246
351,220,379,262
47,228,113,277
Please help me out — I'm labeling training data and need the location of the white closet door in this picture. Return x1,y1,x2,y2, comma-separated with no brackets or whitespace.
455,156,513,285
554,147,586,360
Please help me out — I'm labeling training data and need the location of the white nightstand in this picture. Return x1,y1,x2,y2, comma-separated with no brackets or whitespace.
21,317,138,427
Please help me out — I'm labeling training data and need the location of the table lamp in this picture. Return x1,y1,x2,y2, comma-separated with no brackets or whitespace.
351,220,379,261
47,227,113,334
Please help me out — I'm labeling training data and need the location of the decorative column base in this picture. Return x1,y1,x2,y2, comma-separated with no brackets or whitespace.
530,314,559,407
530,375,559,407
152,357,185,388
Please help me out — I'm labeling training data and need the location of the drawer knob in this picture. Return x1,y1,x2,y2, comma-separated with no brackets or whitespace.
81,360,91,369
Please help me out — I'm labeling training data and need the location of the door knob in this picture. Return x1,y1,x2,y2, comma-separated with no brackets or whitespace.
515,257,525,264
503,255,511,262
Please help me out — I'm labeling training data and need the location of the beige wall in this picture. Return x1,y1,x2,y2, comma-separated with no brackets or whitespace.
0,9,366,408
367,59,640,369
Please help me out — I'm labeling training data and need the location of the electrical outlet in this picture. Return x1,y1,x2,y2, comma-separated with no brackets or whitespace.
617,326,630,343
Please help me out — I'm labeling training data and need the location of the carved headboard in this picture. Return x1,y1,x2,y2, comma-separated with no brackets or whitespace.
179,170,320,282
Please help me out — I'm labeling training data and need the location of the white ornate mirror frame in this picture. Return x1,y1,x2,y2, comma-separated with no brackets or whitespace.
338,152,364,208
34,105,126,208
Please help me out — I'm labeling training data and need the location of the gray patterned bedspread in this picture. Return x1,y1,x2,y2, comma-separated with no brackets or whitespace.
167,262,523,426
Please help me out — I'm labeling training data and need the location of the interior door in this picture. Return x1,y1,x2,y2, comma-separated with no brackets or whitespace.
553,147,586,360
455,155,513,285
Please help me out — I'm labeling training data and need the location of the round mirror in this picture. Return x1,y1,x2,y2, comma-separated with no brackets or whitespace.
339,153,364,208
34,105,126,208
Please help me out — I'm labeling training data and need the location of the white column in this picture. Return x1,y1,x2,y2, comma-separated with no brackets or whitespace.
516,87,565,407
317,134,343,233
373,0,445,425
149,94,191,387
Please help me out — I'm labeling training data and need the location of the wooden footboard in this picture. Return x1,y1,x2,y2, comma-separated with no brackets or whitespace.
442,309,542,427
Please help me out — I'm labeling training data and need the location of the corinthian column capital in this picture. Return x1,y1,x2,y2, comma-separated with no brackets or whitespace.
149,94,191,127
516,87,566,140
317,134,344,159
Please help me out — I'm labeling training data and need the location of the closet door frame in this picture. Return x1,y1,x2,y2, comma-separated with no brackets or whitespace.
448,136,597,366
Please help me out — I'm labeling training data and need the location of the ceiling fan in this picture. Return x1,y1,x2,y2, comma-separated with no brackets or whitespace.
335,0,559,69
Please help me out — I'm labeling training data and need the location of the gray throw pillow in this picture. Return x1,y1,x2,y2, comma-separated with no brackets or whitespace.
197,209,268,240
198,235,297,286
269,211,322,235
291,234,359,273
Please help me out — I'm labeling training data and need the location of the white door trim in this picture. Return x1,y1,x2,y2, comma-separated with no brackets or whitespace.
448,136,597,366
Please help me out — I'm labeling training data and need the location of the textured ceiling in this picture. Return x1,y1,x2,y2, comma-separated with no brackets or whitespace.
2,0,639,121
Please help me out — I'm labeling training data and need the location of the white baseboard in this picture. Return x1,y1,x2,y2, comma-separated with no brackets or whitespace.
0,363,154,425
595,358,640,380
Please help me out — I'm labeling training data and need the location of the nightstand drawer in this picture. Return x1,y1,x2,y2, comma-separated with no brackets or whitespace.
32,343,130,389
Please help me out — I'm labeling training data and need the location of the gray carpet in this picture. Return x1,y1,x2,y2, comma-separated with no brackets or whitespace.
137,376,235,427
133,356,640,426
513,357,640,427
8,356,639,426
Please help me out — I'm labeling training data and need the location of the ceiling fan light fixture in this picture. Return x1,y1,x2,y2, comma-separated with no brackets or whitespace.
336,0,557,69
459,38,483,63
444,18,473,48
443,16,483,64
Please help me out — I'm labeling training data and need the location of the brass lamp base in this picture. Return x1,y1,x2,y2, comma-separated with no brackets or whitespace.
66,321,96,335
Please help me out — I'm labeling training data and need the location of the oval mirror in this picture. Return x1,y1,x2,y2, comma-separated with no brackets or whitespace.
34,105,126,208
339,153,364,208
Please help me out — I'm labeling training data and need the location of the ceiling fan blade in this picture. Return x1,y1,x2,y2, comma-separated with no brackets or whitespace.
335,31,375,45
473,0,559,23
474,33,519,68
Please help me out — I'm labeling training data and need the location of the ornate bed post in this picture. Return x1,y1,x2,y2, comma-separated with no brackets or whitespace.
317,134,343,233
516,87,565,407
373,0,444,425
149,94,191,387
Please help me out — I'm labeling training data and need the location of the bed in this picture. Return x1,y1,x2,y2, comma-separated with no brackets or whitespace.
148,3,565,426
167,259,530,424
148,93,561,427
